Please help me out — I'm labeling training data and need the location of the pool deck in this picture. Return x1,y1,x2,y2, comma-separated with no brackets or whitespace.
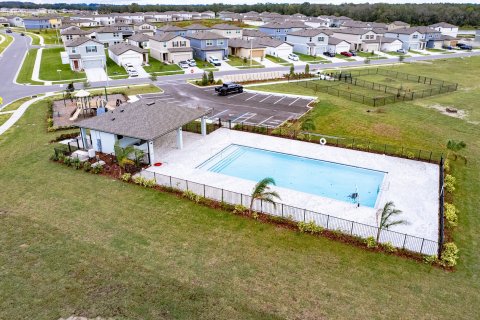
145,128,439,242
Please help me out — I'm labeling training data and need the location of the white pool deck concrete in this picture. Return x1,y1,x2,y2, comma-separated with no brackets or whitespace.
144,128,439,243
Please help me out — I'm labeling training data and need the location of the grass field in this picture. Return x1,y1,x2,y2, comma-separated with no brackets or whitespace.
0,113,10,126
294,52,329,63
409,49,428,55
39,47,86,81
1,96,34,112
16,49,44,85
354,73,437,91
386,51,412,58
0,58,480,319
0,33,13,54
144,56,184,75
308,79,394,98
29,29,61,45
265,54,292,66
226,55,264,68
105,52,128,77
194,58,218,71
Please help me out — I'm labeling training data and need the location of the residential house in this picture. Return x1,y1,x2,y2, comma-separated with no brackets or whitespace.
384,28,426,50
133,22,156,33
330,16,353,27
6,16,23,27
65,37,106,71
242,29,270,41
155,25,186,37
255,37,293,59
0,17,9,27
332,28,382,51
228,38,266,59
202,11,215,19
60,27,92,44
108,43,148,67
127,33,151,49
150,33,193,64
326,37,351,54
415,27,443,49
91,26,123,47
23,17,51,29
286,29,331,56
184,24,209,36
211,24,243,39
187,31,228,61
48,16,62,28
387,21,410,30
304,18,330,29
362,37,403,52
429,22,458,38
243,16,264,27
259,21,309,41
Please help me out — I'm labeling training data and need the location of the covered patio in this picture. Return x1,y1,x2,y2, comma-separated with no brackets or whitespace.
76,98,211,165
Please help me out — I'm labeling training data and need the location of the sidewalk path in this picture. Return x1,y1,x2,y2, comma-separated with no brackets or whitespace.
31,47,44,83
0,93,53,136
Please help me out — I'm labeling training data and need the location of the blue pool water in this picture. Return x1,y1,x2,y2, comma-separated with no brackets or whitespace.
198,144,385,208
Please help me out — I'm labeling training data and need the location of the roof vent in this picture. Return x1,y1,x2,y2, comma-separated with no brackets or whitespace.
120,109,125,112
146,101,155,106
111,118,115,121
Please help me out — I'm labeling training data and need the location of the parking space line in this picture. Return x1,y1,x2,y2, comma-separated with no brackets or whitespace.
209,109,229,120
259,95,271,102
228,92,246,99
274,96,286,104
232,112,256,123
257,116,274,125
245,94,258,101
289,97,301,106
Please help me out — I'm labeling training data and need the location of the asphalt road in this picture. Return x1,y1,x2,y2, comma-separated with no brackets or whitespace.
140,81,314,127
1,29,480,107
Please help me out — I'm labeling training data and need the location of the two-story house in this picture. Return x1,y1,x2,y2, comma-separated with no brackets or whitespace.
133,22,156,35
23,17,51,29
60,27,92,44
387,21,410,31
332,28,382,51
428,22,459,38
259,21,309,41
150,33,193,64
415,27,443,49
6,16,23,27
91,26,123,47
384,28,426,50
65,37,106,71
127,33,151,49
156,25,186,37
286,29,331,56
242,29,270,41
187,31,228,61
184,24,210,36
210,24,243,39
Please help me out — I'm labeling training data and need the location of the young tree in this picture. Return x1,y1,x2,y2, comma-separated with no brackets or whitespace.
376,201,408,242
304,63,310,75
208,70,214,84
67,82,75,92
399,55,405,62
201,72,208,86
301,118,316,131
446,140,467,163
289,65,295,76
249,177,281,214
114,142,135,175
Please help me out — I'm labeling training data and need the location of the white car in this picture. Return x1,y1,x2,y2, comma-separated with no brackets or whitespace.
396,49,407,54
208,56,221,66
288,53,299,61
127,69,138,77
123,62,134,69
187,59,197,67
178,61,189,68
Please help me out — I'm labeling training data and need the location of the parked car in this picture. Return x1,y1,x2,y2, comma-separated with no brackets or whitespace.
208,56,221,66
288,53,299,61
396,49,407,54
215,82,243,96
340,51,353,57
323,51,335,57
20,32,25,36
5,29,12,33
459,44,472,50
127,69,138,77
186,59,196,67
178,61,189,68
349,50,357,56
123,62,133,69
456,43,465,47
442,45,453,50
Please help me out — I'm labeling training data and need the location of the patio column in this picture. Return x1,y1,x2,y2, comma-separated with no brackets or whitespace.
201,116,207,137
176,127,183,149
148,140,155,165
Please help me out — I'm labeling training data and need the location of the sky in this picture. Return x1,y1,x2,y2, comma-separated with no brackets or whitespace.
8,0,480,4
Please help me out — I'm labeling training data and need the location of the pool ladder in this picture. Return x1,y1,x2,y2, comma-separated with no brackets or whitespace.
209,147,246,173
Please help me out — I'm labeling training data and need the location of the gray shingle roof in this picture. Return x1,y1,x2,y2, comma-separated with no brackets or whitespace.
108,43,148,56
150,32,184,42
186,31,227,40
65,37,103,47
211,23,242,30
228,38,265,49
287,29,331,37
157,25,185,32
261,21,308,29
128,33,151,42
76,99,211,141
429,22,457,28
184,23,209,30
328,37,349,45
242,29,271,38
255,37,291,48
60,28,91,36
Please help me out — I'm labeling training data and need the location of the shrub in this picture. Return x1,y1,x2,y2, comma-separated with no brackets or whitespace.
208,70,214,84
72,157,81,170
142,178,156,188
444,175,456,193
440,242,459,267
63,157,72,167
121,173,132,182
91,164,103,174
216,79,222,84
298,221,323,234
424,255,438,265
444,159,450,173
183,190,201,203
406,151,415,159
58,153,65,162
47,118,53,128
50,152,59,161
201,72,208,86
304,63,310,74
83,161,91,172
383,242,397,253
252,212,259,220
445,174,456,185
364,236,377,248
132,175,144,185
444,203,458,227
233,204,247,214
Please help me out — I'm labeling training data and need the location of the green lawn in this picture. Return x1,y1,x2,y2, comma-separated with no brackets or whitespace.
105,52,128,77
355,51,386,60
427,48,447,53
0,33,13,54
294,52,328,63
1,97,34,112
386,51,412,58
409,49,428,55
0,113,10,126
226,55,264,68
335,54,356,61
265,54,292,66
144,56,184,75
29,29,61,45
1,58,480,319
194,58,218,71
25,32,41,46
16,49,43,85
39,47,86,81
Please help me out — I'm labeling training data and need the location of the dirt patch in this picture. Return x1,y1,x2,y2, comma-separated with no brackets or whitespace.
428,104,468,119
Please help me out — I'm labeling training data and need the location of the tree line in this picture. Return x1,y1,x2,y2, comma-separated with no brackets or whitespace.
1,1,479,27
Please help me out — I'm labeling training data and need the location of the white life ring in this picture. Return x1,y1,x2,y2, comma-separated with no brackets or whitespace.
319,138,327,145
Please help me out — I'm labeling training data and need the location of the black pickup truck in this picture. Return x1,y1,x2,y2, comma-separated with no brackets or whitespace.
215,82,243,96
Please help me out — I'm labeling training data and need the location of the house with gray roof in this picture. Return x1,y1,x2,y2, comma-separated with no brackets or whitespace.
187,31,229,61
60,27,92,44
65,37,106,71
150,33,193,64
91,26,124,47
286,29,332,56
76,99,212,164
184,24,210,36
211,23,243,39
127,33,151,49
228,38,266,59
429,22,458,38
108,43,149,67
155,25,186,37
255,37,293,59
242,29,270,41
259,21,309,41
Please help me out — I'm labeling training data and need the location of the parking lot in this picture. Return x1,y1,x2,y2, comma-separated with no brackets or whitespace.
141,81,315,127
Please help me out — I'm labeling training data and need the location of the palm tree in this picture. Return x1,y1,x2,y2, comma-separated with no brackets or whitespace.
376,201,408,242
114,142,135,175
446,140,467,164
249,177,281,214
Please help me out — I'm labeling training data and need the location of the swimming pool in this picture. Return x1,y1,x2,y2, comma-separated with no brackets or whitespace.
198,144,386,208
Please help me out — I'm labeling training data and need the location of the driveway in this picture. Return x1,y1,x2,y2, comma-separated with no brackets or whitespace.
85,68,108,82
132,65,150,78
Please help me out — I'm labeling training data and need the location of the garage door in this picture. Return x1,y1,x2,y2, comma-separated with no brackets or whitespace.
171,52,193,63
276,47,292,58
251,49,264,58
206,51,223,61
121,55,143,66
336,45,350,54
83,59,103,69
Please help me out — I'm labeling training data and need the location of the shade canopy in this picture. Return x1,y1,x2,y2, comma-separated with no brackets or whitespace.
74,89,91,98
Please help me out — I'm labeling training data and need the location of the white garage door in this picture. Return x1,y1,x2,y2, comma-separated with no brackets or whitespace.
207,51,223,61
365,43,378,52
83,59,103,69
121,56,143,66
172,52,193,63
335,44,350,54
276,47,292,59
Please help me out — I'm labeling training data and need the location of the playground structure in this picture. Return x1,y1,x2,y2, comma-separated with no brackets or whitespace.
69,90,119,121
